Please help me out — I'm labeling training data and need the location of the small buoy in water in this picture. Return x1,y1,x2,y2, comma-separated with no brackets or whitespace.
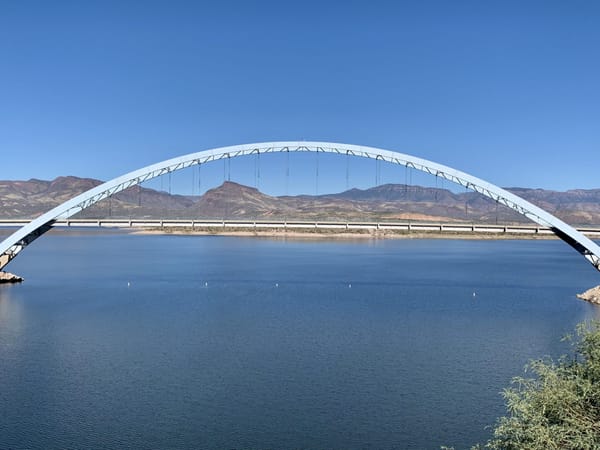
275,283,279,287
348,284,352,288
127,281,130,287
472,292,476,297
205,282,208,287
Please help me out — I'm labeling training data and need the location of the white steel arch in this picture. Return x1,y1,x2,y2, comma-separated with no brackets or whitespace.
1,141,600,272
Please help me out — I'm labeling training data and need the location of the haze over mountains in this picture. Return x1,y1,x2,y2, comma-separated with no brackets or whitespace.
1,176,600,226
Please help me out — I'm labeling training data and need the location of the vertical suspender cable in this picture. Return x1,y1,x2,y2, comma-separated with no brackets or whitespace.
441,176,449,217
254,152,257,188
315,149,319,195
198,164,202,195
192,164,196,196
286,149,290,196
464,183,469,220
167,172,172,218
495,200,499,225
345,151,350,191
374,158,377,186
409,165,412,217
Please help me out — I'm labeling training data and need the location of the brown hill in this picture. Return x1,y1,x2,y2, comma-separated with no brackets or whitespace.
1,177,599,226
0,176,194,219
0,176,101,218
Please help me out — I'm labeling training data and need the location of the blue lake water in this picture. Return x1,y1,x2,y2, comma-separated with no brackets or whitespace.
1,232,599,449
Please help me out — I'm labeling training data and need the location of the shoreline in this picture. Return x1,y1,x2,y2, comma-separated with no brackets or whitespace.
3,219,599,242
130,226,565,240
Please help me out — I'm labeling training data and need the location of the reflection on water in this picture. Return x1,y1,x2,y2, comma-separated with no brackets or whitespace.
0,284,13,314
588,299,600,320
0,285,23,337
1,233,599,450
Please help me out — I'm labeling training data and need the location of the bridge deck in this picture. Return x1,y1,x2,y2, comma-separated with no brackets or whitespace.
2,219,599,236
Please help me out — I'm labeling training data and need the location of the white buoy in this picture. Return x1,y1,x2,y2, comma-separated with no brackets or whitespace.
275,283,279,287
348,284,352,288
472,292,476,297
205,282,208,287
127,281,130,287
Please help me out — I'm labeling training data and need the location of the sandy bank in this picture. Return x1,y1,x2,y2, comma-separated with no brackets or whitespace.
131,226,562,240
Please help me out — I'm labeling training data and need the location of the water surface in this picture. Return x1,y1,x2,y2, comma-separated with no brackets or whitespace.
1,232,599,449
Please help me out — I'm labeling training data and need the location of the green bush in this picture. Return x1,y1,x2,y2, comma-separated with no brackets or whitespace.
444,321,600,450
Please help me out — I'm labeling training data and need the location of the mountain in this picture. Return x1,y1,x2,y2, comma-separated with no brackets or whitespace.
1,177,600,226
0,177,101,218
0,176,194,219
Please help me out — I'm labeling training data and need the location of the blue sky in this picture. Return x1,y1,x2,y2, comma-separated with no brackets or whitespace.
1,0,599,195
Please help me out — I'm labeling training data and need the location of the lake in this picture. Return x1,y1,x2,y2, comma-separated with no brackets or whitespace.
1,232,599,449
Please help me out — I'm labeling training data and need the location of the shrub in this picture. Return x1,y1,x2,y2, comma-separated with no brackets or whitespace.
445,321,600,450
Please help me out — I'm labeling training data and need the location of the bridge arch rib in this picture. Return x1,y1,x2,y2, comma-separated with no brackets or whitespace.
1,141,600,272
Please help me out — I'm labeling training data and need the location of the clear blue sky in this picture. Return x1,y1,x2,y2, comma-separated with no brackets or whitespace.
1,0,599,195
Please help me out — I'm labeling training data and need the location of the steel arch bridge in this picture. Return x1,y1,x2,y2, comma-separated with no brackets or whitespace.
1,141,600,272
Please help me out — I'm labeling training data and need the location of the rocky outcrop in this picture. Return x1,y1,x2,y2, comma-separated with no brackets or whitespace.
577,286,600,305
0,271,23,283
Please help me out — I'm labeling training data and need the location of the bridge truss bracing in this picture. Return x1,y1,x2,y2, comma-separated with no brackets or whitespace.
1,141,600,272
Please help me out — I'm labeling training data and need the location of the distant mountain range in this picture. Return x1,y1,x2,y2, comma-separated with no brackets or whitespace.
1,176,600,226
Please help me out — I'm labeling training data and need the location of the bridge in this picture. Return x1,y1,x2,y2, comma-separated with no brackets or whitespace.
1,141,600,272
3,218,600,237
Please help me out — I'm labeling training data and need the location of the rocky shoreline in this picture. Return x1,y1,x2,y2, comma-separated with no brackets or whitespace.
0,272,24,283
577,286,600,305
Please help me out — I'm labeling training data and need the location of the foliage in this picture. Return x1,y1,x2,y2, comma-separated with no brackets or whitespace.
444,321,600,450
